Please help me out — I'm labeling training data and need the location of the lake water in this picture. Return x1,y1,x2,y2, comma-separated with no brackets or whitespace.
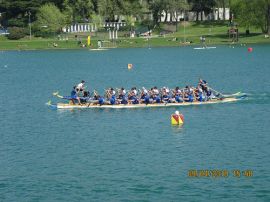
0,45,270,201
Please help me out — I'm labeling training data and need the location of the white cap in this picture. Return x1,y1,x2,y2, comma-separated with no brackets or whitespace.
175,111,180,115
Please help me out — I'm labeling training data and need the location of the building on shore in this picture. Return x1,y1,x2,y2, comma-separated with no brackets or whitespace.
62,8,229,34
160,8,230,22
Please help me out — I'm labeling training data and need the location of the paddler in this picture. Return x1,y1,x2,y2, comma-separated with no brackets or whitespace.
161,87,171,103
205,87,213,100
173,86,183,103
108,88,116,104
117,87,128,104
118,87,126,98
71,86,81,105
183,86,194,102
152,86,161,103
128,87,139,104
90,90,101,104
195,86,204,102
80,90,90,104
183,92,194,102
198,78,208,93
140,87,150,104
98,95,105,105
76,80,86,94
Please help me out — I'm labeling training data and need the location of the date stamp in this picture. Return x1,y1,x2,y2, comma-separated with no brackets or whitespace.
188,169,253,178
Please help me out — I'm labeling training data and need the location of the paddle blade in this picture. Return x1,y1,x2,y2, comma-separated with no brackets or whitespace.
46,100,52,106
53,91,59,96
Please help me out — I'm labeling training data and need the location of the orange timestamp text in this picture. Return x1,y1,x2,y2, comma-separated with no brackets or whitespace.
188,169,253,178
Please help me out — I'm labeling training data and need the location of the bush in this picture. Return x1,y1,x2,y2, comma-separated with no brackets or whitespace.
7,27,27,40
7,18,25,27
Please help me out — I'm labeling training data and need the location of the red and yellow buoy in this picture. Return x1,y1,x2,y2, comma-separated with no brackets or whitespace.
171,111,184,125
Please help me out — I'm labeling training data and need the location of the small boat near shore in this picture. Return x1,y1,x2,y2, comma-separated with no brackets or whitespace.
89,48,109,51
194,46,217,50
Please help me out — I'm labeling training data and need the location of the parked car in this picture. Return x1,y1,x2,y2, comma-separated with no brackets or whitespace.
0,29,9,35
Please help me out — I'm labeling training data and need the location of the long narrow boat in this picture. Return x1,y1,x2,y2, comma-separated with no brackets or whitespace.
47,96,245,109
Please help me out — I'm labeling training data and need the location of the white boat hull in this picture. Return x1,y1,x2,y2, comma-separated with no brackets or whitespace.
49,97,240,109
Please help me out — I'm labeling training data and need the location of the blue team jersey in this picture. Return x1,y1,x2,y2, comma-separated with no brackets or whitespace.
188,94,194,102
71,90,77,98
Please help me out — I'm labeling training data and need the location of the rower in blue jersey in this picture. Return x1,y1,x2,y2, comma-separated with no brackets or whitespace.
69,86,81,105
108,88,116,104
198,92,203,102
117,87,126,99
140,87,147,99
183,91,194,102
195,86,204,102
188,93,194,102
117,87,128,104
89,90,101,104
173,87,183,103
128,87,139,104
98,95,105,105
140,87,150,104
152,86,161,103
161,87,171,103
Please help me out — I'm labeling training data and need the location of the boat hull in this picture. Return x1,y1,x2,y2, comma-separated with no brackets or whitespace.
50,97,240,109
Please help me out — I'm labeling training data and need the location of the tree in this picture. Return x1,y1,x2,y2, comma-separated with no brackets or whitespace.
62,0,94,23
35,3,66,35
122,0,143,17
98,0,121,21
125,15,136,32
90,13,103,35
0,0,65,27
149,0,165,25
188,0,216,21
215,0,229,20
230,0,270,34
167,0,189,31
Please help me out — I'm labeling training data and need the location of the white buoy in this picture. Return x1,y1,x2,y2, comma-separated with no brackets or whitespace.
128,64,133,70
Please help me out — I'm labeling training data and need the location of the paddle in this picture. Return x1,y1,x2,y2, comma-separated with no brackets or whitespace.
52,91,64,99
46,100,52,106
222,91,243,98
207,86,224,99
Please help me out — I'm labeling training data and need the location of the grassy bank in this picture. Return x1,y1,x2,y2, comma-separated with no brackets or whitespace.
1,22,269,50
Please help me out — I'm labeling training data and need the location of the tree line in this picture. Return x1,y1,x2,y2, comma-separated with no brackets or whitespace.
0,0,269,36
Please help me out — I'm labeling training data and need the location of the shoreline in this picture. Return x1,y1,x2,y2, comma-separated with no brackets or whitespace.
0,37,269,51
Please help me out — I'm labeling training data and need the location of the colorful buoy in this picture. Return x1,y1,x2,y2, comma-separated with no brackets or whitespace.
248,47,253,52
171,111,184,125
128,63,133,70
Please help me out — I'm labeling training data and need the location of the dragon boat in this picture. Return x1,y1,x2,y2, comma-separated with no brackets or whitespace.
47,92,246,110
